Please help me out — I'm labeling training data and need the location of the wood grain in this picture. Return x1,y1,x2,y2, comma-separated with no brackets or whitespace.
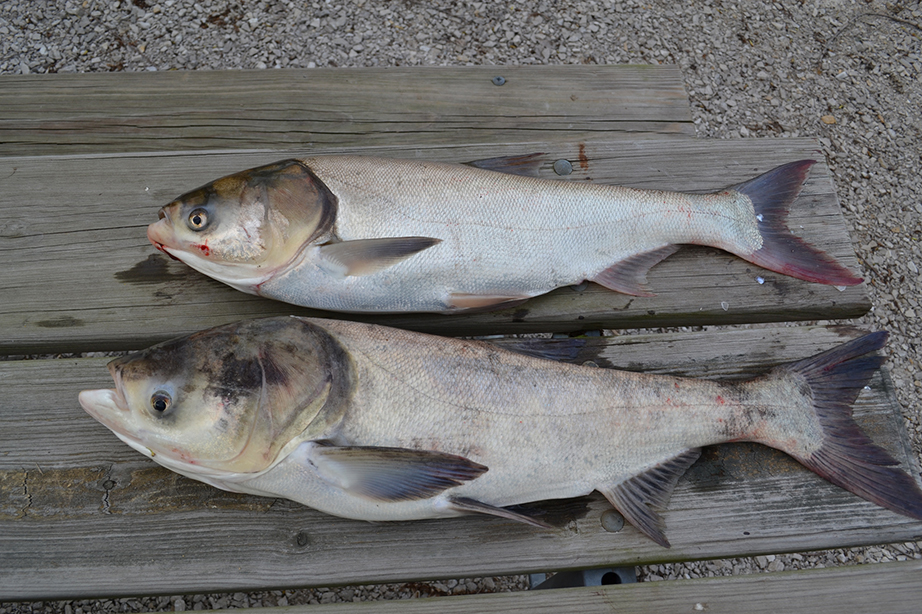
2,326,919,600
199,560,922,614
0,65,693,157
0,138,869,354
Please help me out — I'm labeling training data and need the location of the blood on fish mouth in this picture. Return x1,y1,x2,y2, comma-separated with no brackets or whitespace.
152,242,182,261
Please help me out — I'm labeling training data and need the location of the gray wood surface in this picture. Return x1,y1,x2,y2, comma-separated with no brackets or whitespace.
0,138,869,354
2,325,919,601
202,560,922,614
0,65,693,157
0,64,903,608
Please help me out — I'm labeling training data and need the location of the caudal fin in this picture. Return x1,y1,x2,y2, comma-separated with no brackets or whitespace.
777,332,922,520
733,160,863,286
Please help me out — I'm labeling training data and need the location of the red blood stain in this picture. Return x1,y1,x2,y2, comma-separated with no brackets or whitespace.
716,395,726,404
153,242,182,261
172,448,195,464
194,243,211,256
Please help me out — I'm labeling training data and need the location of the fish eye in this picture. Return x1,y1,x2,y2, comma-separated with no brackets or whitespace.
187,208,209,231
150,391,172,414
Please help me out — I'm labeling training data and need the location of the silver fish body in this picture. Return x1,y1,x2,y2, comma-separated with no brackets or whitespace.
79,317,922,547
147,156,862,313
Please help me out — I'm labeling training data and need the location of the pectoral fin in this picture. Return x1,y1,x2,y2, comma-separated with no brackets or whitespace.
597,448,701,548
306,442,487,502
317,237,442,277
590,245,680,297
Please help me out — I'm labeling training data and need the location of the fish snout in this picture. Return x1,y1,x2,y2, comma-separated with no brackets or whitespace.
80,358,135,425
78,388,129,419
147,208,175,252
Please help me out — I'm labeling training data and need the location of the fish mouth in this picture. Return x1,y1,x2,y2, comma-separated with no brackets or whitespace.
147,212,187,262
147,212,175,252
78,387,127,417
78,386,134,435
78,362,136,437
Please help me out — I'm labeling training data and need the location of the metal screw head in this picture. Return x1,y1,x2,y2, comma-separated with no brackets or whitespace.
600,509,625,532
491,76,506,86
553,159,573,175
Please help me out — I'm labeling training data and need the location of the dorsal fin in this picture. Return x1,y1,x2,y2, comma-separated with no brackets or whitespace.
464,153,546,177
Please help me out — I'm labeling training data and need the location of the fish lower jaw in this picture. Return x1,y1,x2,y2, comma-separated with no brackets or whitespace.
114,432,158,460
117,432,279,488
163,247,276,294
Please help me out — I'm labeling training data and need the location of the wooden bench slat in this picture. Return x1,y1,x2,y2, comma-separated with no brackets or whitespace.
0,138,868,355
0,66,693,157
235,560,922,614
2,325,917,601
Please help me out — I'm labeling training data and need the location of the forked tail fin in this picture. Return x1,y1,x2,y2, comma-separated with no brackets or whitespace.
765,332,922,520
732,160,864,286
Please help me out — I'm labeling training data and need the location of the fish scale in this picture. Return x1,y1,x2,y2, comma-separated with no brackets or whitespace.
285,156,763,308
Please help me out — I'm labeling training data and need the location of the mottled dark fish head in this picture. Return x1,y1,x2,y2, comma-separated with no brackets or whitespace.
146,160,337,290
79,317,352,476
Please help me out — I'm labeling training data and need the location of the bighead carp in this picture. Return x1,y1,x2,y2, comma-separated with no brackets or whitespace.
79,317,921,547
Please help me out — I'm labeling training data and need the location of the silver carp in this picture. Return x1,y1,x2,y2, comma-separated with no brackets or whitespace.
79,317,922,547
146,156,862,313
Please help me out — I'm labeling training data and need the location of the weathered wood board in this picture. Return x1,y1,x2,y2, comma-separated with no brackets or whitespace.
2,326,919,601
0,63,904,609
0,65,693,157
195,560,922,614
0,138,869,354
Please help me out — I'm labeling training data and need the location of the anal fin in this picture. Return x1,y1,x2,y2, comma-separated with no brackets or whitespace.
597,448,701,548
448,496,553,529
590,245,680,297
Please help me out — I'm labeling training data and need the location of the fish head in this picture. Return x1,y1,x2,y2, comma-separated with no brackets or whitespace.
147,160,337,291
79,317,350,477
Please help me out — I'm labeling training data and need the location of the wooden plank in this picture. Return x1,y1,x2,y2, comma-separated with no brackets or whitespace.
213,560,922,614
0,66,693,157
2,325,919,601
0,138,869,355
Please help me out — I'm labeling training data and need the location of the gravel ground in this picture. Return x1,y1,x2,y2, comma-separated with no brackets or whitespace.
2,0,921,611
